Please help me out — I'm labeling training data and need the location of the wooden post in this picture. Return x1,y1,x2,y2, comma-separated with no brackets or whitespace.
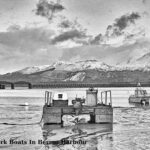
105,91,107,105
45,91,47,104
11,83,14,89
47,92,50,105
28,83,32,89
49,92,52,105
61,108,63,127
1,85,5,89
110,91,112,106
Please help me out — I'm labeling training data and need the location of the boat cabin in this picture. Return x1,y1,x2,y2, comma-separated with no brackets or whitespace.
53,92,68,100
135,86,147,97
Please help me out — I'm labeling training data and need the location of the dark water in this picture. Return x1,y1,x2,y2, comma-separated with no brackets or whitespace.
0,88,150,150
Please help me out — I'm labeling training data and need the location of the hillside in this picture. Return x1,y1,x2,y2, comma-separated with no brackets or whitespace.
0,60,150,84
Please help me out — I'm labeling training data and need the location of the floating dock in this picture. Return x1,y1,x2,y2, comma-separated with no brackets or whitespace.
42,88,113,126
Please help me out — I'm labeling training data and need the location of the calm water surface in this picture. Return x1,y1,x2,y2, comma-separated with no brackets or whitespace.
0,88,150,150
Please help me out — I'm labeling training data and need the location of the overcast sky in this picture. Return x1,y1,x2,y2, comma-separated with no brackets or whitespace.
0,0,150,74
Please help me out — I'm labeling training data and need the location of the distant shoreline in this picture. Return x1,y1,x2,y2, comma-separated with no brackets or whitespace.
1,82,150,89
31,83,150,88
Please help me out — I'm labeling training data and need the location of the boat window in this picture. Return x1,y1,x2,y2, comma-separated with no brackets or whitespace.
58,94,63,98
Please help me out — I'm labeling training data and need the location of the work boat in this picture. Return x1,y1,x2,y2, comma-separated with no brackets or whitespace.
42,88,113,127
129,83,150,105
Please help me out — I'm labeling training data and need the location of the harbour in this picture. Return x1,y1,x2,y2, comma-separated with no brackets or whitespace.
0,87,150,149
0,0,149,149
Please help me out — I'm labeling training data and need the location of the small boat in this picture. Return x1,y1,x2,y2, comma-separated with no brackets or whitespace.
129,83,150,105
41,88,113,127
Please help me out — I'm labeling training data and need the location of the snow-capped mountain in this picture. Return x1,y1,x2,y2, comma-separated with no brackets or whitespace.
52,60,116,71
15,57,150,75
17,65,55,74
16,60,115,75
1,59,150,83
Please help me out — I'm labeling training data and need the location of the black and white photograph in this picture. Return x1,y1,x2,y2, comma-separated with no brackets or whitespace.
0,0,150,149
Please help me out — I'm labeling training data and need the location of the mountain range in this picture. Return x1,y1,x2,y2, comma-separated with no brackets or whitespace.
0,59,150,84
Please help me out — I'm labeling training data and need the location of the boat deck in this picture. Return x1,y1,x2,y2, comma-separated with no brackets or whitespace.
42,89,113,126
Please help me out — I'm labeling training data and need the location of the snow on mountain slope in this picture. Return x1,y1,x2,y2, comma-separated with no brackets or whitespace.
52,60,115,71
64,72,86,81
17,60,118,75
17,65,54,74
15,47,150,75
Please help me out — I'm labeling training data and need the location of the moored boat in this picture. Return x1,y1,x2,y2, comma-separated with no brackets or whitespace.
129,83,150,105
41,87,113,127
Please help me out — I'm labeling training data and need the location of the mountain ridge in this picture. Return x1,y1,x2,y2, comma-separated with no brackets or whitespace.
0,60,150,84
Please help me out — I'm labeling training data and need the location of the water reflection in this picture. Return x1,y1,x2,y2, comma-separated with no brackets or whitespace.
1,88,150,149
129,102,150,107
41,124,113,150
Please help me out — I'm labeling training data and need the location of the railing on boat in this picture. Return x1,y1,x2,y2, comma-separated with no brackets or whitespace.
45,91,52,105
101,90,112,106
45,90,112,106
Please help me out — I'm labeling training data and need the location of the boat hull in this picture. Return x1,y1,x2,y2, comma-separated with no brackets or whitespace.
129,95,150,104
42,105,113,126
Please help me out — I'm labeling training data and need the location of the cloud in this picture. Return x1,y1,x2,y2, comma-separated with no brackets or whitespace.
60,38,150,65
0,21,90,74
7,24,21,32
51,29,86,44
0,26,62,73
90,34,103,45
105,12,141,38
35,1,90,45
0,26,53,49
58,17,85,30
90,12,142,45
114,12,141,31
50,17,90,45
35,0,64,20
104,12,141,38
58,19,72,29
142,0,147,4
